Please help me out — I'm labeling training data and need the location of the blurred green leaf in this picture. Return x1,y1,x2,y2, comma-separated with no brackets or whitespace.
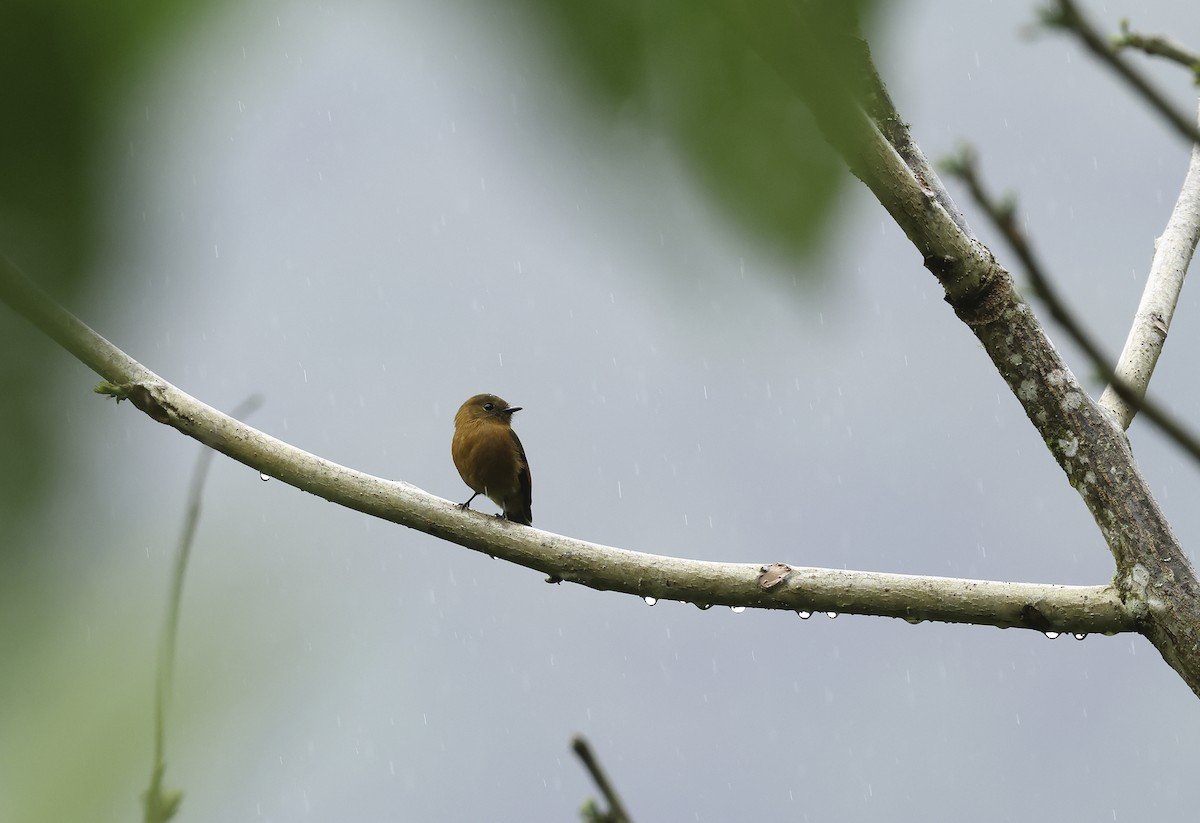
509,0,878,258
0,0,215,539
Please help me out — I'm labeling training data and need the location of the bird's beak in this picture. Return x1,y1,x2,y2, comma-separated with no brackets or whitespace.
506,406,523,415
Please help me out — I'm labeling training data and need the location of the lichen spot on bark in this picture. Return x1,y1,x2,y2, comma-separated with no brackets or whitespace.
1057,435,1080,458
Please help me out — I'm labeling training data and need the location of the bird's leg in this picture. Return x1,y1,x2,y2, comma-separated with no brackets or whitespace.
458,492,480,511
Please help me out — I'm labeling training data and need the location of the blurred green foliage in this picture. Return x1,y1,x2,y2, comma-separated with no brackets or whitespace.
509,0,878,257
0,0,211,538
0,3,213,815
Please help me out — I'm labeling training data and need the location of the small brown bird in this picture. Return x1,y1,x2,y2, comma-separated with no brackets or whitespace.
451,393,533,525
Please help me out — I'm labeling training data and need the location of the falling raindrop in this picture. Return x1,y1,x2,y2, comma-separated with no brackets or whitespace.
644,596,658,606
730,606,746,614
796,610,812,619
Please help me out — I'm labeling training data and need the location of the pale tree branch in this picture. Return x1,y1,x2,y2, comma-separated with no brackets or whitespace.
1099,104,1200,426
0,256,1132,635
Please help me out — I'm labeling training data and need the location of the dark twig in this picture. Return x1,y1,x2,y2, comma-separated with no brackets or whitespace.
943,148,1200,465
1114,20,1200,83
572,736,633,823
143,394,263,823
1044,0,1200,145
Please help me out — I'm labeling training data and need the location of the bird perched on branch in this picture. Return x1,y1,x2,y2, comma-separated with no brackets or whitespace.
451,393,533,525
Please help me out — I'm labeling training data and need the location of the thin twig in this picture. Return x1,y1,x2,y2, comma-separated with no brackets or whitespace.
944,148,1200,463
1114,20,1200,81
143,393,263,823
1045,0,1200,145
1099,104,1200,425
572,736,633,823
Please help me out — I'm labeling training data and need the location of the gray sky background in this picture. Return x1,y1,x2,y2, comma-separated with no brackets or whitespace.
6,1,1200,821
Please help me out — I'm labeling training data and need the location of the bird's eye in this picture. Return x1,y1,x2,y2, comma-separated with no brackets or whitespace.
482,402,495,411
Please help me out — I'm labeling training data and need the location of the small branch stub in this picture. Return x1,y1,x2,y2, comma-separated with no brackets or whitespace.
758,563,794,590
